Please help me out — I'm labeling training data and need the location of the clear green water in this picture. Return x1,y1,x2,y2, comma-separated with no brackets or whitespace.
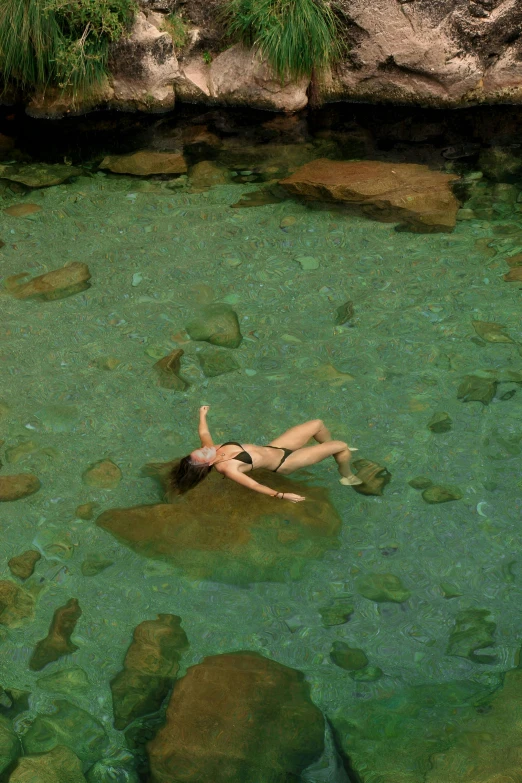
1,106,522,782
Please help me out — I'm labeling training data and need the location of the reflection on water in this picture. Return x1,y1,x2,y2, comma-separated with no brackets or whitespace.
0,103,522,782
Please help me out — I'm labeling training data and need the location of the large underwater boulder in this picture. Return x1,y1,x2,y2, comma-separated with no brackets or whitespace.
97,469,340,584
147,651,324,783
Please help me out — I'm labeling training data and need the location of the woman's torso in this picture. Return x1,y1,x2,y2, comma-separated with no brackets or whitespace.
214,443,285,473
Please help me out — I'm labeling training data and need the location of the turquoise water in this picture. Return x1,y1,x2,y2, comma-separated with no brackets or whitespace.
1,106,522,782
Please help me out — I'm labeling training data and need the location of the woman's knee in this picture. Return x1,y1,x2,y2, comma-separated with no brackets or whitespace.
311,418,324,431
332,440,348,453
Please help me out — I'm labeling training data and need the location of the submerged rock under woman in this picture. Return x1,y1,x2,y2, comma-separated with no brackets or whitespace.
168,406,362,503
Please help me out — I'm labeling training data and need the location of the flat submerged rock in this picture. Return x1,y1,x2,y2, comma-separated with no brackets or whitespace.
280,159,460,233
97,470,341,584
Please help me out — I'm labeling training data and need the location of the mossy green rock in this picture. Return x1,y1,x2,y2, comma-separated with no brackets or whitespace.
0,714,18,775
428,411,452,433
0,162,82,188
357,573,410,603
81,556,113,576
457,374,497,404
37,667,90,695
422,486,462,504
349,666,383,682
22,699,109,766
330,642,368,671
409,475,433,490
319,600,354,627
198,349,240,377
447,608,497,663
186,305,242,349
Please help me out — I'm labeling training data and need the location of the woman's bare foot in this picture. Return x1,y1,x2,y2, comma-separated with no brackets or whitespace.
339,475,363,486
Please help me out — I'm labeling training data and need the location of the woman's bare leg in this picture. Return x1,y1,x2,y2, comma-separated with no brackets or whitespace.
270,420,361,483
274,439,362,484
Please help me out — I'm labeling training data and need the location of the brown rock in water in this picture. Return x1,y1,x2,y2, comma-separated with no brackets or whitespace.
8,550,41,579
147,652,324,783
457,374,497,405
82,459,122,489
422,486,462,504
0,163,82,188
189,160,230,191
426,668,522,783
3,203,42,217
280,159,459,233
504,267,522,282
29,598,82,671
0,473,41,501
75,502,97,520
0,580,35,627
153,349,189,391
97,468,340,584
506,253,522,267
186,304,242,349
6,262,91,301
8,744,86,783
100,151,187,176
111,614,189,730
352,459,391,496
472,320,514,343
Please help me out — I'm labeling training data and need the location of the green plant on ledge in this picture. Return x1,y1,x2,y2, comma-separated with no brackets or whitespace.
224,0,342,83
162,12,188,49
0,0,137,98
202,50,212,65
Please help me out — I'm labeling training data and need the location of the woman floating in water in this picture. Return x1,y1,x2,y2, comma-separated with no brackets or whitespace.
168,406,362,503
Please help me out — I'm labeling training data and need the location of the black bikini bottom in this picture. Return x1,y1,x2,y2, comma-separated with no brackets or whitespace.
267,446,293,472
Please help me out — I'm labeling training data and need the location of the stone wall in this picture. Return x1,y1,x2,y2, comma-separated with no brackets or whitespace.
21,0,522,116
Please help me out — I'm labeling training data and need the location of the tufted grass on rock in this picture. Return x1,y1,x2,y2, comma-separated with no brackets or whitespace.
0,0,137,97
225,0,343,82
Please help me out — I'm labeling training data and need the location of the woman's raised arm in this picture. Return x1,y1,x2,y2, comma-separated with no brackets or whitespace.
198,405,214,447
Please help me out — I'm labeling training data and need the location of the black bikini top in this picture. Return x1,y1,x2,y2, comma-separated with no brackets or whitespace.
220,441,253,465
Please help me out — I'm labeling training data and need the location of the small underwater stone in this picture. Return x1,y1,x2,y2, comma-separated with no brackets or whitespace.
422,486,462,504
357,573,410,603
504,267,522,282
22,700,109,766
29,598,82,671
408,476,433,490
352,459,391,496
8,550,41,580
99,150,187,176
0,162,82,188
189,160,230,191
81,556,114,576
500,389,517,401
349,666,383,682
440,582,462,599
447,608,496,663
186,305,242,349
8,744,86,783
280,215,296,228
0,580,35,627
457,374,497,405
110,614,189,730
37,666,90,694
472,320,514,344
7,262,91,300
335,300,354,325
427,412,452,433
296,256,320,270
0,473,41,501
153,349,189,391
5,440,39,464
330,642,368,671
82,459,122,489
3,203,42,217
319,600,354,627
198,349,240,378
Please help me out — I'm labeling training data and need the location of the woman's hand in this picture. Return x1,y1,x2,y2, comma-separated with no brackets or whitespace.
283,492,306,503
199,405,210,415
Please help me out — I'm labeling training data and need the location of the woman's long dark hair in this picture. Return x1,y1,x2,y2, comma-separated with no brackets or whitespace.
167,456,212,497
